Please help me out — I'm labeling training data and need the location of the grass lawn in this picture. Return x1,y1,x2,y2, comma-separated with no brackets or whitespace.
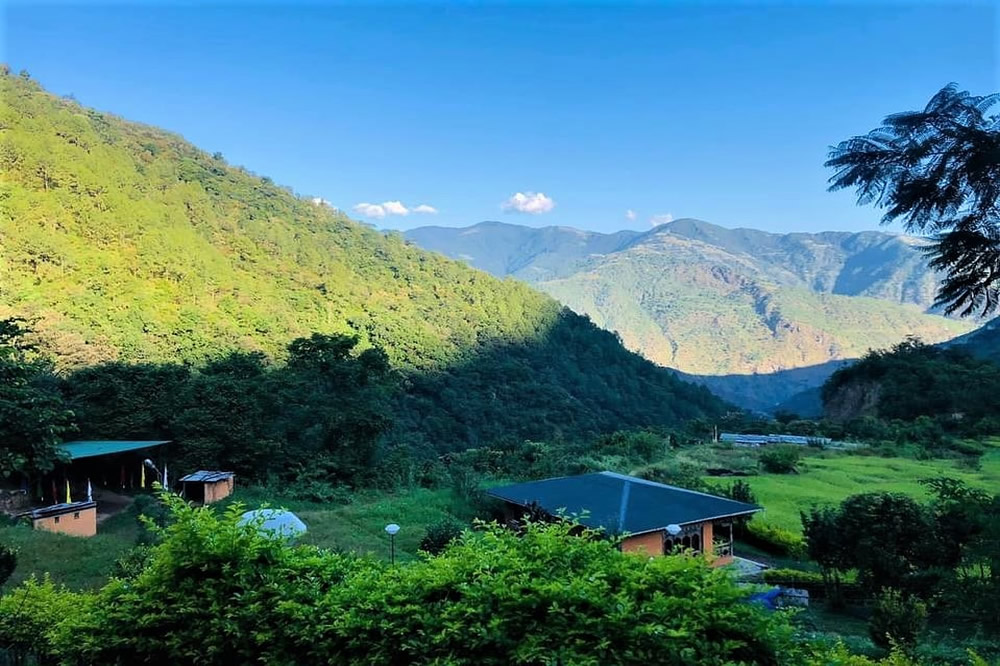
0,509,139,592
1,486,468,592
221,486,470,563
741,448,1000,532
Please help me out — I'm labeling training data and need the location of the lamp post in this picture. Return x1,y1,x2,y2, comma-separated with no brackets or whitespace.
385,523,400,565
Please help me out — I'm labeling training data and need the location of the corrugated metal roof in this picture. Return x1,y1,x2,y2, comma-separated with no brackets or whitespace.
179,470,234,483
18,501,97,519
60,440,170,460
487,471,760,535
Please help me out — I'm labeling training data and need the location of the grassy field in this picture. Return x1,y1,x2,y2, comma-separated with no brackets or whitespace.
4,447,999,592
0,509,139,591
741,448,1000,532
0,486,467,592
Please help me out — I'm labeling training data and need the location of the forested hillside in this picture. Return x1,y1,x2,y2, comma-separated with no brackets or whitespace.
0,72,725,449
821,338,1000,445
408,220,973,409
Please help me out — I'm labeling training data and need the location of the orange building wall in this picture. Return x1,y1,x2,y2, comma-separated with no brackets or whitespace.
203,477,234,504
622,530,664,556
33,506,97,537
701,521,714,557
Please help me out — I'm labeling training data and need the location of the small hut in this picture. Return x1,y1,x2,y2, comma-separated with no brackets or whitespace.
18,501,98,537
179,471,235,504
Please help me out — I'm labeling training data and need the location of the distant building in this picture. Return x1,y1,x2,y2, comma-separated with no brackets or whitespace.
18,501,98,537
487,471,760,566
179,471,235,504
6,440,170,538
719,433,831,448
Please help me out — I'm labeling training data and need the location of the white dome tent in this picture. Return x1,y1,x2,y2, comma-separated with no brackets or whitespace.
238,508,307,541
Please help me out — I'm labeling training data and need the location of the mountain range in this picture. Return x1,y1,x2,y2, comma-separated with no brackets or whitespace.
405,220,975,409
0,73,726,447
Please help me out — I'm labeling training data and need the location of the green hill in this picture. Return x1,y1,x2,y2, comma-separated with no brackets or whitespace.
0,72,725,446
407,220,974,409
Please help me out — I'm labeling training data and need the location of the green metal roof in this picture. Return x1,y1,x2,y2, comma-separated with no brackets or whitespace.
60,440,170,460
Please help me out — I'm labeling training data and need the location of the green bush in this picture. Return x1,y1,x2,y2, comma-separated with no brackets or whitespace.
762,568,825,586
631,459,709,491
111,545,153,581
868,588,927,651
0,576,91,660
744,520,806,558
418,517,465,555
759,445,802,474
15,491,804,665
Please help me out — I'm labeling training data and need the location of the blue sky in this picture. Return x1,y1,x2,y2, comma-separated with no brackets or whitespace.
3,2,996,234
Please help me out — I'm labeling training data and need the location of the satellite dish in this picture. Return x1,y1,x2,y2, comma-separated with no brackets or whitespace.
666,524,682,536
239,509,307,541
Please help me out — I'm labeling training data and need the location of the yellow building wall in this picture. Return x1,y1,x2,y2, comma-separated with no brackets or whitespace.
33,506,97,537
622,531,664,556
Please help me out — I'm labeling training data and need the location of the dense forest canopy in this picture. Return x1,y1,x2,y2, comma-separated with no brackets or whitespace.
0,71,726,467
822,338,1000,429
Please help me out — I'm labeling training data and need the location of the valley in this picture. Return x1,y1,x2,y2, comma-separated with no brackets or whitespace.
406,220,974,410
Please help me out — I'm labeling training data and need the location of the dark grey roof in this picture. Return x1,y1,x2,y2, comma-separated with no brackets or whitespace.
179,470,234,483
487,471,760,535
18,501,97,519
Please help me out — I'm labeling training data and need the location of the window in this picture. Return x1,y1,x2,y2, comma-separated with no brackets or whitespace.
54,516,60,524
73,512,80,519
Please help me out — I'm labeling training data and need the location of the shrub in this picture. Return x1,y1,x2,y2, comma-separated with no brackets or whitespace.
0,576,90,660
762,568,825,586
418,517,465,555
22,491,805,665
112,545,153,580
759,445,802,474
868,588,927,651
744,520,806,558
632,459,709,491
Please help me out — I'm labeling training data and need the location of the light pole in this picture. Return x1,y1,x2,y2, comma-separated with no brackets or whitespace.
385,523,400,565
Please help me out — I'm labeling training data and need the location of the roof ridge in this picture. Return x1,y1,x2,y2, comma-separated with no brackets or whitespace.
598,471,754,505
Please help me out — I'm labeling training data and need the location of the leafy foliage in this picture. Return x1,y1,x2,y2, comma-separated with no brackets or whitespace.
759,445,802,474
827,84,1000,317
4,491,805,665
822,337,1000,446
0,318,75,478
802,480,1000,634
417,517,464,555
868,589,927,651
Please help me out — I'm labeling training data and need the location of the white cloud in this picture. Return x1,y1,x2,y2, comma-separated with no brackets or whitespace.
502,191,555,215
352,200,439,218
650,213,674,227
311,197,333,207
382,200,409,216
353,202,388,218
625,209,637,221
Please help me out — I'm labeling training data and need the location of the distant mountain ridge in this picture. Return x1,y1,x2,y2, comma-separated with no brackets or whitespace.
405,219,974,409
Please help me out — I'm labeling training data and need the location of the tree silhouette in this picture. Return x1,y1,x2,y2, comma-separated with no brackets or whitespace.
826,84,1000,316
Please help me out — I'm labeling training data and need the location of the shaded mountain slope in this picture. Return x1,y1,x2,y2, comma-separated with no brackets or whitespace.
0,72,726,446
